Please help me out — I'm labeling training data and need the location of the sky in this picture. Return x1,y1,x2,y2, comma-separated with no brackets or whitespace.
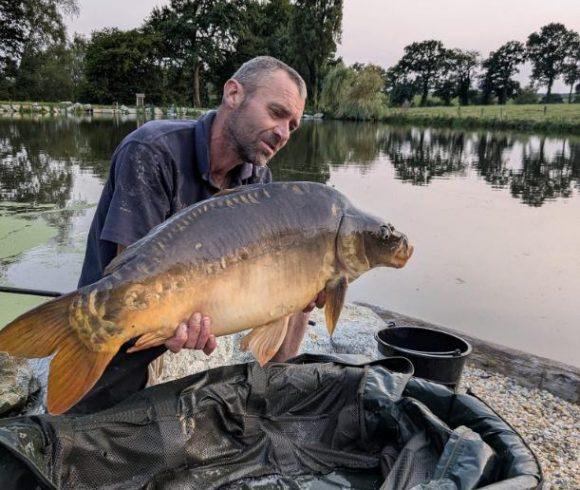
66,0,580,93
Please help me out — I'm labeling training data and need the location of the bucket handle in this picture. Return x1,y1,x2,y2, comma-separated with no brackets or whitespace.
383,321,463,357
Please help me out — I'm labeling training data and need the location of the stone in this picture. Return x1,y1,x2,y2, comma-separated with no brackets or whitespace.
0,353,40,416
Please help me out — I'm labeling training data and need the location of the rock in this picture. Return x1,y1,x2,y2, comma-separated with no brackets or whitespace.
0,353,40,416
306,303,384,358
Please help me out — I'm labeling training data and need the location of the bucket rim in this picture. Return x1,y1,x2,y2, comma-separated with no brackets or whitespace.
374,326,473,359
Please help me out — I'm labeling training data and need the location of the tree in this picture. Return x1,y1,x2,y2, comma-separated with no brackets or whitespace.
289,0,343,110
0,0,78,73
319,62,353,116
146,0,241,107
397,40,447,106
210,0,293,102
320,63,384,119
562,32,580,103
526,23,577,99
385,65,415,106
453,50,479,105
479,41,526,105
81,28,163,104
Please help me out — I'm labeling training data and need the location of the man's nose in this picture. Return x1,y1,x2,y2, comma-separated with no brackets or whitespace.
273,122,290,143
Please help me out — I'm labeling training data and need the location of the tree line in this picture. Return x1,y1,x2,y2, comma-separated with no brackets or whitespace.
1,1,579,115
0,0,342,110
385,23,579,108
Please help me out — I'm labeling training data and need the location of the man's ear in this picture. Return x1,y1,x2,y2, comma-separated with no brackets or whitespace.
223,78,246,109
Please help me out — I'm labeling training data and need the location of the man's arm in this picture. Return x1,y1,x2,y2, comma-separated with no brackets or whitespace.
116,243,217,356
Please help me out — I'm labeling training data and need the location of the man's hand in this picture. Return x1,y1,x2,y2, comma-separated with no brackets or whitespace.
303,291,326,313
165,312,217,355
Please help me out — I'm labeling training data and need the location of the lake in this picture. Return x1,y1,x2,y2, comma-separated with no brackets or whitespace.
0,114,578,366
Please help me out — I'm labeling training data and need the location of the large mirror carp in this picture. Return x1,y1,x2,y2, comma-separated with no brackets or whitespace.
0,182,413,414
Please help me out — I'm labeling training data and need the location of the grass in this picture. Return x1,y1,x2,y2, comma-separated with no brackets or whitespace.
379,104,580,134
3,99,580,134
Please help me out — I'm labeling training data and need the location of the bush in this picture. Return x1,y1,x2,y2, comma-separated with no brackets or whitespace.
540,93,564,104
320,64,385,120
514,86,539,104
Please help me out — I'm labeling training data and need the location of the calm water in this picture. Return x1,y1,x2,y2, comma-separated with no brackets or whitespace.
0,115,579,366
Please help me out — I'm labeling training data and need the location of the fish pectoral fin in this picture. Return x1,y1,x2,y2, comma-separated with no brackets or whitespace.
127,331,169,353
324,276,348,336
47,336,121,415
240,316,290,366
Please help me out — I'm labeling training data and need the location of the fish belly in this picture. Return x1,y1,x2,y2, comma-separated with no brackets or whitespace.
116,240,336,341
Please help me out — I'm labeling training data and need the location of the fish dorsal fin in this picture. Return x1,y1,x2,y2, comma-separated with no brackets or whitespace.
213,182,265,198
213,187,241,197
240,316,290,366
324,276,348,336
103,246,139,275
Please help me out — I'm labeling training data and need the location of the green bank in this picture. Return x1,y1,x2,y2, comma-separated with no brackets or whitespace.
378,104,580,134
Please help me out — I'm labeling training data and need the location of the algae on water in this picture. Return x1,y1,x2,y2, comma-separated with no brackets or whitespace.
0,210,58,262
0,293,47,330
0,205,60,327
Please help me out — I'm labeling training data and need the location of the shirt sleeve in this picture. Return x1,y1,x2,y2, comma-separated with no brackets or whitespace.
101,141,172,247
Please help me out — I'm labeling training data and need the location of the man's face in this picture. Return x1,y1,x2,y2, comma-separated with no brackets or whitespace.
226,70,305,166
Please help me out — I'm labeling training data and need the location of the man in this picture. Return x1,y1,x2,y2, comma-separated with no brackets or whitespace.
71,56,323,414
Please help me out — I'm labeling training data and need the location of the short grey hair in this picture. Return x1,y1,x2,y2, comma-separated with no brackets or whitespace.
230,56,307,100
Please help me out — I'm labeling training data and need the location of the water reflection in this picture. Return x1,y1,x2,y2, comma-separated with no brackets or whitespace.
379,128,468,184
271,120,383,181
1,115,578,209
510,139,578,206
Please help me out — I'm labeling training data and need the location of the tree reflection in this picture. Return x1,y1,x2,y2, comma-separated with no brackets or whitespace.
510,138,577,206
472,133,515,188
380,128,468,184
0,116,136,248
1,115,579,216
0,116,135,206
270,120,381,182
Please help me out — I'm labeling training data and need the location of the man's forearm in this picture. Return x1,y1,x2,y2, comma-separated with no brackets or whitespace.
270,312,309,362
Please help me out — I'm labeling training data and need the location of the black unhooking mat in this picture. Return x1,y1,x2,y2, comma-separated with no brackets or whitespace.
0,354,541,489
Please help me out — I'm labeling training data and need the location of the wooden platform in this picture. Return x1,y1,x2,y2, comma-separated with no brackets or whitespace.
357,302,580,404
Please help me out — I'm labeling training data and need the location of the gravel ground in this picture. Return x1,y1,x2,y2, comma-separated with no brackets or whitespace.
460,365,579,489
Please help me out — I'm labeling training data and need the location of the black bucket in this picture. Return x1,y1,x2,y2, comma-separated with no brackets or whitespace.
375,322,472,389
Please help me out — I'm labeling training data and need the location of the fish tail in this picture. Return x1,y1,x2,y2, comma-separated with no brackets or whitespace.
0,294,119,414
0,293,77,357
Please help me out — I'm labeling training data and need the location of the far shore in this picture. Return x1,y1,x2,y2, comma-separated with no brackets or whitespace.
2,101,580,135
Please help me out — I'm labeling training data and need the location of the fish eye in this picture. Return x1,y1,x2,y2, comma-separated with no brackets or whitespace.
379,225,392,240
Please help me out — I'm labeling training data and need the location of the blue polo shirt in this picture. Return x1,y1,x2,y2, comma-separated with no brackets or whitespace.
79,111,271,287
71,111,271,414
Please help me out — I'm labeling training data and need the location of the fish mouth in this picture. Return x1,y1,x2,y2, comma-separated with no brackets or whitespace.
391,239,414,269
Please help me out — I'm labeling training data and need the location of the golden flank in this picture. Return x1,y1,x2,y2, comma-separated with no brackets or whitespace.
0,182,413,414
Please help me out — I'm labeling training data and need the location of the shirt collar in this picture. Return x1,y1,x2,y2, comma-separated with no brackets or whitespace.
194,110,216,182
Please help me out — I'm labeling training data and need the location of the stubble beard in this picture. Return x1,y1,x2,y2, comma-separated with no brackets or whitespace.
225,104,270,166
